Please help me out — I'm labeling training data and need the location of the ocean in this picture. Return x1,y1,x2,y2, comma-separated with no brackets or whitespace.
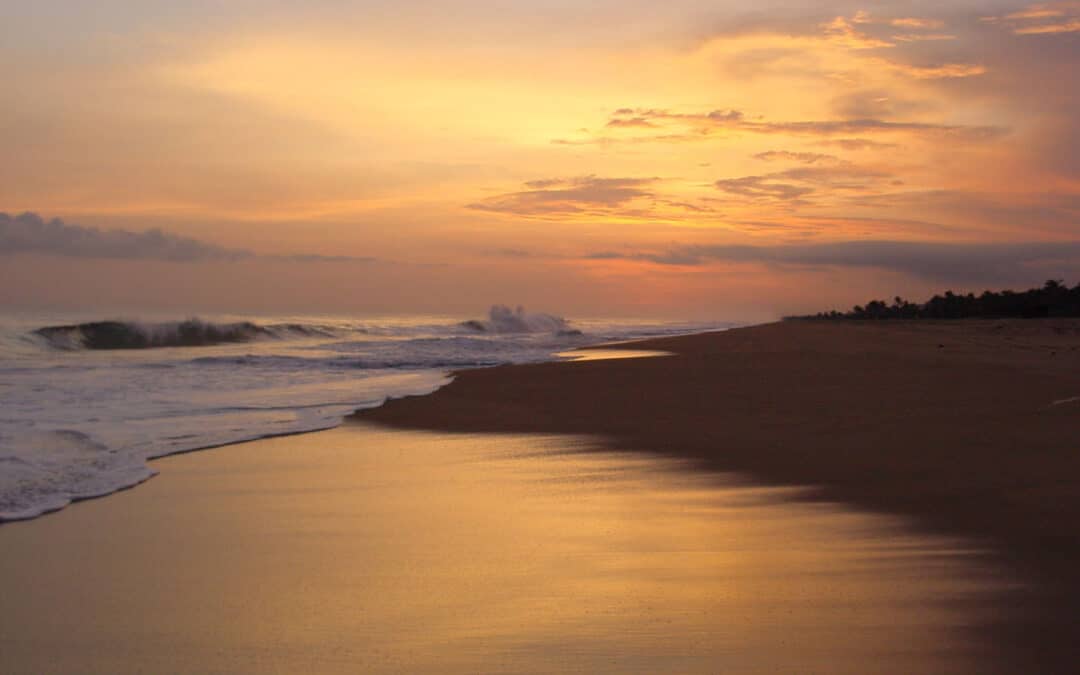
0,306,730,521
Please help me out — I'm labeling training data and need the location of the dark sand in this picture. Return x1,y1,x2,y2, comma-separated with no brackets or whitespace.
358,319,1080,670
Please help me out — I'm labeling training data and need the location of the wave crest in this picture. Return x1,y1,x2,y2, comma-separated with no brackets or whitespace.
461,305,582,335
33,319,333,350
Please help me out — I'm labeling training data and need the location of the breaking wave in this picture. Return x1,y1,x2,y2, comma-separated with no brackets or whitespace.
460,305,582,335
2,309,735,522
33,319,334,350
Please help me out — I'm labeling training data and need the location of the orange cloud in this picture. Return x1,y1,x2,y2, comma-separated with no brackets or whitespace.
983,2,1080,34
891,33,957,43
589,108,1003,141
753,151,842,163
883,61,987,79
715,165,896,205
822,16,895,49
890,18,946,29
467,176,659,216
1014,19,1080,33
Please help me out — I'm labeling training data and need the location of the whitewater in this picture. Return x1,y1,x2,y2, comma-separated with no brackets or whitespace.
0,306,730,522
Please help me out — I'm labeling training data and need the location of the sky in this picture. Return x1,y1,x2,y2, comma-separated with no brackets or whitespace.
2,0,1079,320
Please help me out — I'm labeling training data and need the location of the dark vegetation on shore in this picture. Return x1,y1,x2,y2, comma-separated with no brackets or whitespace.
788,280,1080,320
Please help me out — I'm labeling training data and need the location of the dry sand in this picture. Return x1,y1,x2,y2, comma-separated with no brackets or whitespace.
359,319,1080,669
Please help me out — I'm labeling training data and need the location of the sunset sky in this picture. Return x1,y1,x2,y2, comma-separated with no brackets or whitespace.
3,0,1079,319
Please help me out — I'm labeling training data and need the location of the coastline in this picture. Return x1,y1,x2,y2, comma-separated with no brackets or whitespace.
357,319,1080,667
0,315,720,525
3,319,1076,671
0,326,723,525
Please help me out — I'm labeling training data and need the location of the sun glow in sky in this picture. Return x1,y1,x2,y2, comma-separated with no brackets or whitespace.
3,0,1079,318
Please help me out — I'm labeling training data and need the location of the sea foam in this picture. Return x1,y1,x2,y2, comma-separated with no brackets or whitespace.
0,308,731,521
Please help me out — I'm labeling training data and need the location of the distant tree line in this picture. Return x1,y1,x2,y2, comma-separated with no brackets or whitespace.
787,280,1080,320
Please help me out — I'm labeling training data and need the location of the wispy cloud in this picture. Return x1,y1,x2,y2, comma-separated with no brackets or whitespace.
822,16,895,49
890,18,946,30
467,176,658,216
982,2,1080,34
890,33,957,43
553,108,1005,146
814,138,899,151
714,176,815,203
1014,19,1080,33
714,165,896,205
273,253,378,264
884,61,986,79
466,175,728,221
754,151,841,164
584,240,1080,284
823,11,952,41
604,117,657,129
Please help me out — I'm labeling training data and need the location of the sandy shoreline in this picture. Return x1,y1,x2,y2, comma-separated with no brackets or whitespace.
2,319,1078,671
0,422,1009,674
358,319,1080,668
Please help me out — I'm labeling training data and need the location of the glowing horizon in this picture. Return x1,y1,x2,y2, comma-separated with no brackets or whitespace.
2,1,1079,319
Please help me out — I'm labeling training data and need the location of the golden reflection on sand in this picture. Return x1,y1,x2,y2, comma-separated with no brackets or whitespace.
0,424,1003,674
557,348,673,362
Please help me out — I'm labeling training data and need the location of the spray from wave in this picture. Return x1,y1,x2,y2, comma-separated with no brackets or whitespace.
460,305,582,336
2,309,735,521
33,318,334,350
30,307,580,352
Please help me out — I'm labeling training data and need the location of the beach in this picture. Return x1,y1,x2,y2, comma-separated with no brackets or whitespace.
360,319,1080,669
0,424,1005,674
1,320,1077,672
10,0,1080,670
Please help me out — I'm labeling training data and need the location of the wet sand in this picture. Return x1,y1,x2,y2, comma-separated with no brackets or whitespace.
0,424,1005,674
360,319,1080,670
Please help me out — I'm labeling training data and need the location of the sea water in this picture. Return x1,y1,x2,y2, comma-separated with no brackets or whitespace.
0,306,728,521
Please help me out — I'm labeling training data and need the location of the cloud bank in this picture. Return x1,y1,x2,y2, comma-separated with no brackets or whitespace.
0,213,377,264
588,240,1080,285
604,108,1005,140
714,165,896,204
0,212,251,262
467,176,658,215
